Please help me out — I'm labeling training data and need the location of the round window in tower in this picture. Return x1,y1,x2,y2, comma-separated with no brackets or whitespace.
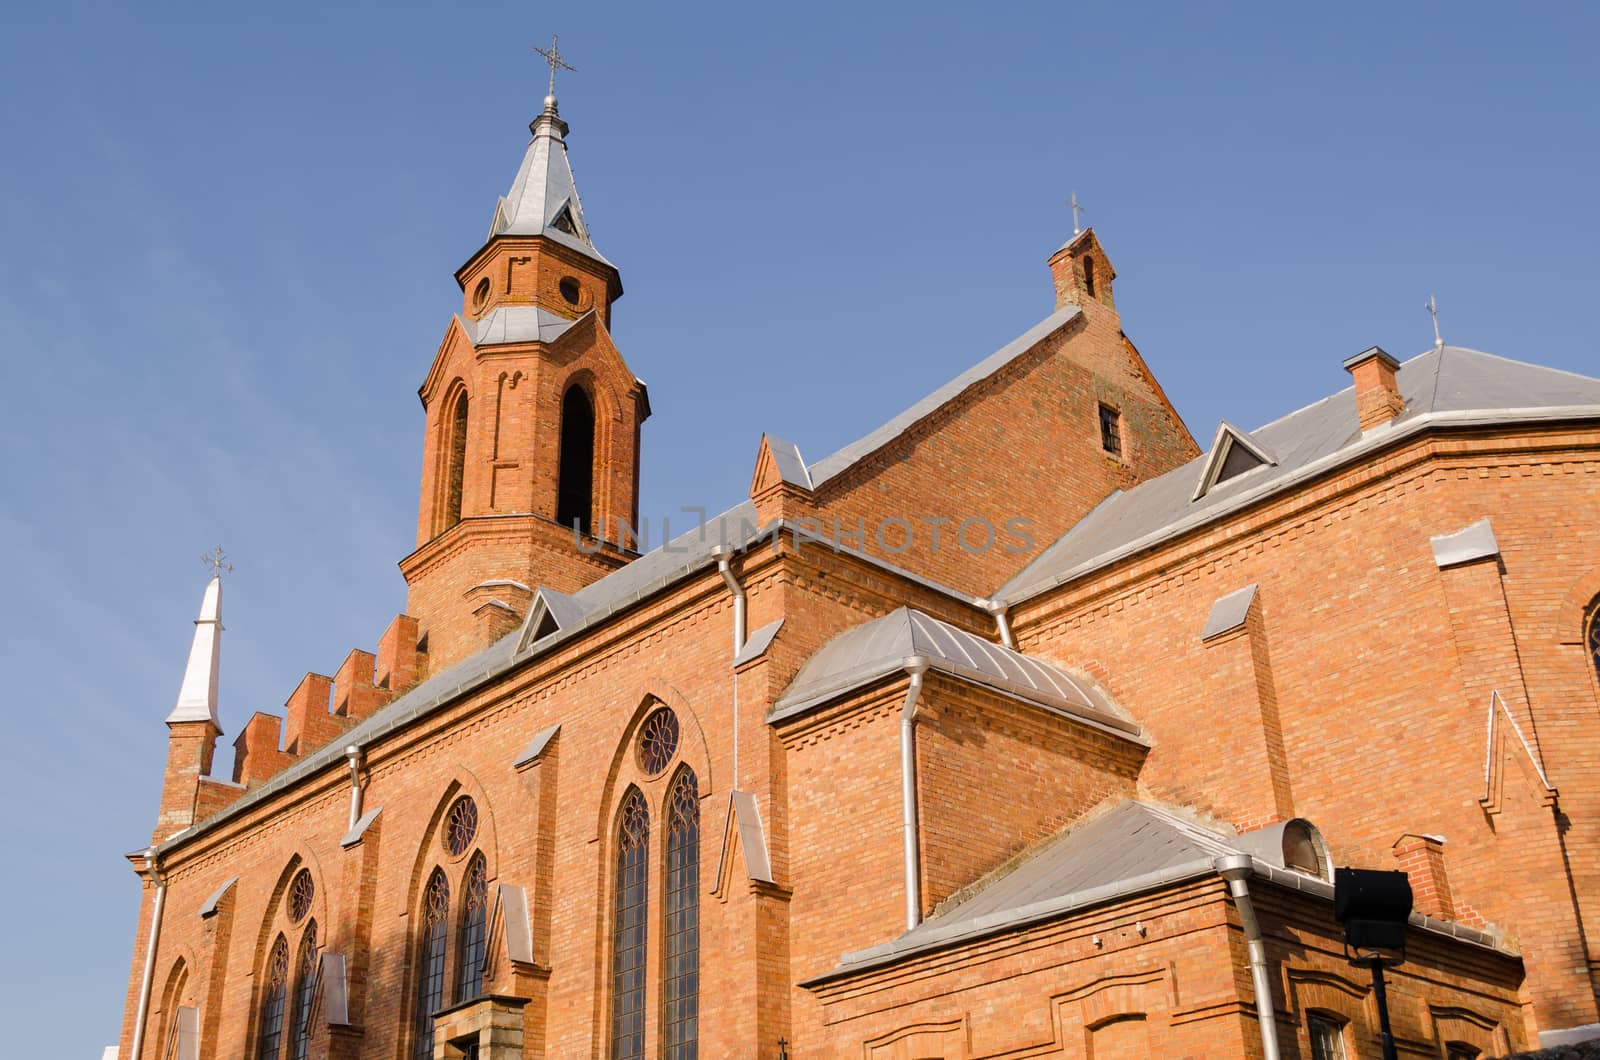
287,868,315,923
637,707,680,777
559,276,582,306
471,277,492,313
443,795,479,857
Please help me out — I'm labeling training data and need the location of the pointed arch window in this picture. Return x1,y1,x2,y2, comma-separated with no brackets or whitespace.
557,384,596,535
256,935,290,1060
664,768,701,1059
413,870,451,1060
611,788,649,1060
288,920,318,1060
1587,598,1600,684
1083,256,1097,298
443,389,469,530
455,852,489,1002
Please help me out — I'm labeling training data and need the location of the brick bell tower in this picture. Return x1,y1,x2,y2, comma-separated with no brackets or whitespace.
401,86,649,671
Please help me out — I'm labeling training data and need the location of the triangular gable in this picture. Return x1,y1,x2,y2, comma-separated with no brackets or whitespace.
750,434,813,497
548,200,583,239
1191,421,1277,501
513,587,587,654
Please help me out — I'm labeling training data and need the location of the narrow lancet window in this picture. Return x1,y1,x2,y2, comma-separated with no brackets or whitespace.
455,852,489,1002
1083,256,1097,298
557,384,595,535
256,935,290,1060
413,870,451,1060
288,920,318,1060
444,389,469,530
611,788,649,1060
664,768,701,1059
1587,599,1600,684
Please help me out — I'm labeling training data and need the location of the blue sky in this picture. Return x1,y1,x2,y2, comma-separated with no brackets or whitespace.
2,2,1596,1053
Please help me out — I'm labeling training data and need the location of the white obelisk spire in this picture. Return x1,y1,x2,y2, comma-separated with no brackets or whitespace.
165,551,228,728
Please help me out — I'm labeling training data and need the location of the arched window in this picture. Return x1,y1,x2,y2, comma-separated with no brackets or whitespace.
157,958,188,1059
413,870,451,1060
288,920,318,1060
611,788,649,1060
443,389,469,530
1587,599,1600,684
256,935,290,1060
1083,256,1097,298
664,768,701,1059
455,852,489,1002
557,384,596,535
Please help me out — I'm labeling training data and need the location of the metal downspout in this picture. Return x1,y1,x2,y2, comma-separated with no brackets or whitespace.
985,599,1015,649
714,547,747,787
129,846,167,1060
1216,854,1282,1060
345,745,365,832
899,655,931,931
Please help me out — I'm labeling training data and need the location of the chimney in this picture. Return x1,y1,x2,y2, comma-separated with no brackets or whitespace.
1393,833,1455,920
1343,346,1406,431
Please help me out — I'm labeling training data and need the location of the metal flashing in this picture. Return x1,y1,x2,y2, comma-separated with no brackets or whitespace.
461,306,580,348
513,724,561,769
340,806,381,849
715,790,774,887
198,875,238,918
733,619,784,668
1201,584,1258,641
762,435,813,489
321,953,350,1025
494,883,535,964
1431,518,1500,569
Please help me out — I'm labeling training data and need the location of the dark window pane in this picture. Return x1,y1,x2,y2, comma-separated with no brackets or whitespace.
611,788,649,1060
665,769,700,1060
455,853,489,1002
413,870,451,1060
256,935,289,1060
1099,403,1122,456
288,921,318,1060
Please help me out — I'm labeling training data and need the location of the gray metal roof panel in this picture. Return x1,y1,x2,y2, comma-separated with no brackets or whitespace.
1430,518,1500,569
1201,584,1257,640
998,347,1600,603
768,607,1140,738
819,799,1510,980
461,306,579,347
763,435,813,488
805,305,1082,487
733,618,785,667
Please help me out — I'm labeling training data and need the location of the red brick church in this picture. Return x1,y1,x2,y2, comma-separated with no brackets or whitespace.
115,76,1600,1060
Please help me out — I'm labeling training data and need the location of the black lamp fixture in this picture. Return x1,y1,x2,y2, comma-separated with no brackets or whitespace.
1334,867,1413,1060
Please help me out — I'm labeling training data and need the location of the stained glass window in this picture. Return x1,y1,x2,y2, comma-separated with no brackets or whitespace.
664,768,700,1060
1587,602,1600,684
444,796,479,857
288,920,318,1060
256,934,289,1060
638,708,679,777
611,788,649,1060
288,869,314,924
455,853,489,1002
413,870,451,1060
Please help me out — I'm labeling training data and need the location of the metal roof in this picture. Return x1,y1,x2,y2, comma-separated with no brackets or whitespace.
768,607,1141,740
488,100,613,269
821,799,1508,980
461,306,579,347
998,346,1600,603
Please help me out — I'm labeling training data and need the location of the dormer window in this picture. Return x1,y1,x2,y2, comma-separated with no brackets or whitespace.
1098,403,1122,457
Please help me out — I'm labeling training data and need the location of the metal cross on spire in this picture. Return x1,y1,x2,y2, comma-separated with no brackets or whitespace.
531,34,576,97
201,546,234,579
1068,192,1085,236
1426,293,1444,349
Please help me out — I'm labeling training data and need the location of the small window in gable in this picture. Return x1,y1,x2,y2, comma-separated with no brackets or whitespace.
550,204,580,238
1098,403,1122,457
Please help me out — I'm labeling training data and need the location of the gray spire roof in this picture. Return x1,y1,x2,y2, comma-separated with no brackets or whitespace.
166,574,223,728
488,97,612,268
